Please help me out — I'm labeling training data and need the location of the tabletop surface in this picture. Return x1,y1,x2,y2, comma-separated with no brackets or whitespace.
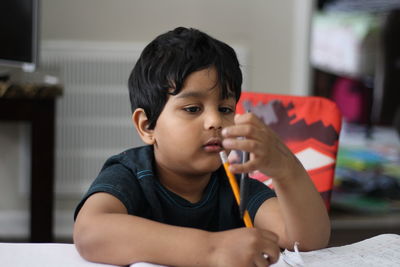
0,81,63,98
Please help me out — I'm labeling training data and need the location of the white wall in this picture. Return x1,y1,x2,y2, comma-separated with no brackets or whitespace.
0,0,314,240
41,0,313,94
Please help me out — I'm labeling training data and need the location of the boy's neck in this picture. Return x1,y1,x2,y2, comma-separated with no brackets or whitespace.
155,164,212,204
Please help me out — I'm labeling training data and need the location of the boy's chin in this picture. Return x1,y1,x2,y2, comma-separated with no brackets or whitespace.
192,160,222,174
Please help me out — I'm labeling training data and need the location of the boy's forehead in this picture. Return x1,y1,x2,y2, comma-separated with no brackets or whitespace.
176,84,218,98
174,86,236,101
168,67,238,101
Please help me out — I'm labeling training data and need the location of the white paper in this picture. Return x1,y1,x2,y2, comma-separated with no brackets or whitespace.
0,243,117,267
2,234,399,267
132,235,400,267
280,234,400,267
130,263,166,267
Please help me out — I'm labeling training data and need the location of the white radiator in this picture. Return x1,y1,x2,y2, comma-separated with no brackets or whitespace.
39,40,249,196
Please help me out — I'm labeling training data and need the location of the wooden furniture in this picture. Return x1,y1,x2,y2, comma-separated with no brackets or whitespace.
329,210,400,246
0,81,62,242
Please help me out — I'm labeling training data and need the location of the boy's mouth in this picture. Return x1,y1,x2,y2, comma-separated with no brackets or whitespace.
203,138,223,152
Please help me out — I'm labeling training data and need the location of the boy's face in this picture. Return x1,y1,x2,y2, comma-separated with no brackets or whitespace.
152,67,236,177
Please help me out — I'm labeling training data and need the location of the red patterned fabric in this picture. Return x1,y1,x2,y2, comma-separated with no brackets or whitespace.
236,92,342,209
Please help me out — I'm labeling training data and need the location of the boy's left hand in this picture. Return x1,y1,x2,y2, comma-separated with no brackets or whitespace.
221,112,303,182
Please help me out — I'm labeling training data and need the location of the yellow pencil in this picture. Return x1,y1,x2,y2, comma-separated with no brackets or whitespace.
219,151,254,228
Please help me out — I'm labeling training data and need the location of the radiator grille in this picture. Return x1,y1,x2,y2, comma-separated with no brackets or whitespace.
39,41,248,195
40,41,145,195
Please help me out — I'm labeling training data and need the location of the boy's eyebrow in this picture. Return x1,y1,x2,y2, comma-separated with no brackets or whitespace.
175,91,206,99
176,89,236,101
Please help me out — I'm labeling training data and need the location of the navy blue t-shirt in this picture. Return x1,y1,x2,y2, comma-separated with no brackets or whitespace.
74,145,276,231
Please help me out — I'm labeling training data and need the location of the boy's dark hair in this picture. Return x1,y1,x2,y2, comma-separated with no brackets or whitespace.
128,27,243,129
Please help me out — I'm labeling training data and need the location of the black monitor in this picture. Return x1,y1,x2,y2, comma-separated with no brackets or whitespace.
0,0,39,73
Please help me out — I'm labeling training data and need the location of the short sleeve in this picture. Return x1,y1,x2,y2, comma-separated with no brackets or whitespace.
74,162,142,220
245,178,276,222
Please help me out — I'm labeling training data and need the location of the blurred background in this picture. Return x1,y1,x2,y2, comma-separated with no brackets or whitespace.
0,0,399,244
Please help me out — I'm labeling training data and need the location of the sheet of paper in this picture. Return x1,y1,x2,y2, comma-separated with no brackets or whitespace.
281,234,400,267
131,234,400,266
0,243,117,267
3,234,397,267
131,260,289,267
130,254,295,267
130,263,166,267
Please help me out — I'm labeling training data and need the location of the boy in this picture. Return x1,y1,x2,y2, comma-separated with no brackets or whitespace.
73,27,330,267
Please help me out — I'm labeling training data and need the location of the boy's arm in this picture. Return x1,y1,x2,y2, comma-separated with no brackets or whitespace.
253,168,331,251
222,113,330,251
74,192,280,267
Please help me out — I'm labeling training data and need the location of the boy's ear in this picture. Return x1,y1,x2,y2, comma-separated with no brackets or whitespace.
132,108,155,145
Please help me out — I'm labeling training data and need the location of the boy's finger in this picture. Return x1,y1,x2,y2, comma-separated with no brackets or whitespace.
228,160,257,174
222,138,260,153
263,248,280,265
222,138,246,153
234,112,265,126
227,150,241,164
222,124,262,140
262,242,280,265
260,229,279,242
254,254,270,267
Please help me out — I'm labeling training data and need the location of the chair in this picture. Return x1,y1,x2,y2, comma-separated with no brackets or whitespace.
236,92,342,209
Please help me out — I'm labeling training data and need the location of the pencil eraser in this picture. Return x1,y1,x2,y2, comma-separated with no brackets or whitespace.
219,151,228,163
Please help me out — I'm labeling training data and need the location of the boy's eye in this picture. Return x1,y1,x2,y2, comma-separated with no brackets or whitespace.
183,106,201,113
219,106,234,114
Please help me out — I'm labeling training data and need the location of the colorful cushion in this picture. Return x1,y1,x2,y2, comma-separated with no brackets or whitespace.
236,92,342,208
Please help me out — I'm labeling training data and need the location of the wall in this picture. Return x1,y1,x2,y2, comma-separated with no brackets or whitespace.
41,0,313,95
0,0,314,240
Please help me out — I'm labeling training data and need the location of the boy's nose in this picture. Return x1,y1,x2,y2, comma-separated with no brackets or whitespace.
204,110,222,130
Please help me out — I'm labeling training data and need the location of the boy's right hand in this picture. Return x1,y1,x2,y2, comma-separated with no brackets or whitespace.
208,227,280,267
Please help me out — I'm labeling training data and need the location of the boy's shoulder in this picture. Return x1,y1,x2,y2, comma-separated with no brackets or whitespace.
102,145,155,174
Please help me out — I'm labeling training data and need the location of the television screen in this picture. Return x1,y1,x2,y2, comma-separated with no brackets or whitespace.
0,0,39,72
